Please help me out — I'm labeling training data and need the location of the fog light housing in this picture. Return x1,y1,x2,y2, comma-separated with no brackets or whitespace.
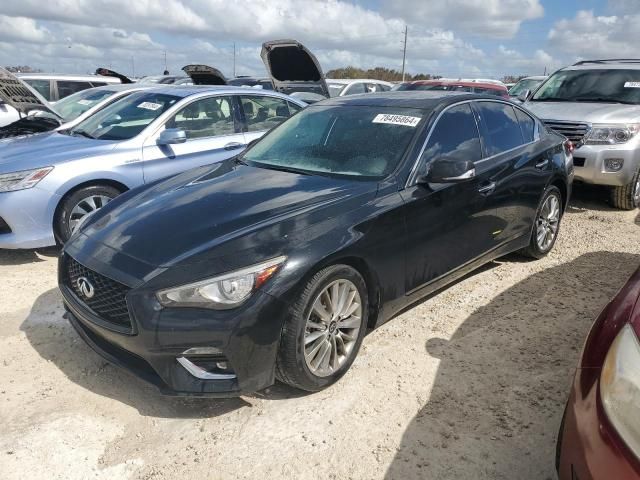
177,347,236,380
605,158,624,172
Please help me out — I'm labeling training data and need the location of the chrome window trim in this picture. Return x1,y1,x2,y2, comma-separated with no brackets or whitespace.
405,99,540,188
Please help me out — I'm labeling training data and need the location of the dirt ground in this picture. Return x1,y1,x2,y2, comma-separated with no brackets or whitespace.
1,186,640,480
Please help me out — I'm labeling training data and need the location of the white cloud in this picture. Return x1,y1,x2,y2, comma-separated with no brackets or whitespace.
382,0,544,39
0,15,49,43
548,10,640,59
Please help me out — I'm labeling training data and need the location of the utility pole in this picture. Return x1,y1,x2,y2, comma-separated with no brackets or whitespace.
163,50,167,73
131,56,135,78
401,25,408,82
233,43,236,78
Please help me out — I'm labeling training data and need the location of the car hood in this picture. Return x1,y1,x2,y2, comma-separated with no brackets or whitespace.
0,67,59,117
95,67,132,84
261,39,329,98
80,161,375,267
0,132,117,172
525,101,640,124
182,65,227,85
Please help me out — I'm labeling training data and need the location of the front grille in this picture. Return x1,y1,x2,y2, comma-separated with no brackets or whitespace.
543,120,591,144
64,255,132,329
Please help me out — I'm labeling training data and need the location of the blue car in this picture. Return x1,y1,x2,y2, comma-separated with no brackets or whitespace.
0,86,305,248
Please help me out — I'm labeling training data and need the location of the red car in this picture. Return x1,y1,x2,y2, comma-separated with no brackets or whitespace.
395,79,510,99
557,265,640,479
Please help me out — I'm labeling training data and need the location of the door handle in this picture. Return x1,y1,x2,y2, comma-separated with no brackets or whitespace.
478,182,496,195
535,159,549,169
224,142,245,151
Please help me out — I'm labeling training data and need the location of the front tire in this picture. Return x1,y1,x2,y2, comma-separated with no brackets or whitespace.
520,185,562,259
610,167,640,210
54,185,120,244
276,264,368,392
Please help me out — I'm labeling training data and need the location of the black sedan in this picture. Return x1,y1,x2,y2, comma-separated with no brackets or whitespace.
59,92,573,396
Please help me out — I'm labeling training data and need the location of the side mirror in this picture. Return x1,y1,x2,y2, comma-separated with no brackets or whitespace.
157,128,187,145
421,158,476,184
517,89,531,103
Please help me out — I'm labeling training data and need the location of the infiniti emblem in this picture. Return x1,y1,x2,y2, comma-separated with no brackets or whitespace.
77,277,95,299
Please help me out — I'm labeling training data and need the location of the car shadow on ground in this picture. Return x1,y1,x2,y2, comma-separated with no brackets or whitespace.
20,288,251,418
384,251,640,480
0,246,60,266
565,183,618,214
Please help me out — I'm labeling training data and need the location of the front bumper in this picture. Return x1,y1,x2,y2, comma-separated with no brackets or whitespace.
571,142,640,187
557,369,640,479
59,255,290,397
0,186,60,249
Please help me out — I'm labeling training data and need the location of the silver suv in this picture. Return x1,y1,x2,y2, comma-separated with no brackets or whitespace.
524,59,640,209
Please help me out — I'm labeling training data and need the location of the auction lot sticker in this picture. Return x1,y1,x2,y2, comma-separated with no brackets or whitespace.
624,82,640,88
373,113,421,127
138,102,163,111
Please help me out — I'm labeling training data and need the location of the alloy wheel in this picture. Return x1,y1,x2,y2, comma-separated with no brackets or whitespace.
69,195,112,233
633,176,640,207
536,193,560,251
303,279,362,377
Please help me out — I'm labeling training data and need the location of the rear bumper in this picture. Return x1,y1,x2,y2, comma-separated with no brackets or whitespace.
571,143,640,187
557,369,640,479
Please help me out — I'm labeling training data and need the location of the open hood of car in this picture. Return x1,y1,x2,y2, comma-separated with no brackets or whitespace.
181,64,227,85
0,67,58,117
261,39,329,97
95,67,133,84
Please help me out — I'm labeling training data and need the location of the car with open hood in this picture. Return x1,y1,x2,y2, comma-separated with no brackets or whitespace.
59,91,572,397
0,67,58,129
0,86,305,249
523,59,640,210
17,72,121,102
0,82,156,139
261,39,329,98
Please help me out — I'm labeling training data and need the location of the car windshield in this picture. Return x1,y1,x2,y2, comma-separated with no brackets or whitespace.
509,78,543,96
52,88,116,122
68,92,180,140
531,69,640,104
327,83,347,97
242,105,426,179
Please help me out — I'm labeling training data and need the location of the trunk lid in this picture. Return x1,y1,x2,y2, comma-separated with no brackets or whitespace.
261,39,329,98
181,65,227,85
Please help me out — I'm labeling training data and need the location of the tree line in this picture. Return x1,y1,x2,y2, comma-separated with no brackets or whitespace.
325,66,440,82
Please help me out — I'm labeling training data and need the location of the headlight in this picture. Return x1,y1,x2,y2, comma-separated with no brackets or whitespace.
156,256,286,309
585,124,640,145
600,323,640,458
0,167,54,193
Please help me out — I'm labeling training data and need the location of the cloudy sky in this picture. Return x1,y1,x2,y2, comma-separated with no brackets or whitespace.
1,0,637,79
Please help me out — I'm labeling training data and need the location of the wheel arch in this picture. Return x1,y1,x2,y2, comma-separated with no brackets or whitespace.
52,178,130,234
549,176,568,213
292,254,382,330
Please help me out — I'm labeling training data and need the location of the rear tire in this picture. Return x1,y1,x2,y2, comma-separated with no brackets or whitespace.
275,264,368,392
520,186,562,259
54,185,121,244
610,167,640,210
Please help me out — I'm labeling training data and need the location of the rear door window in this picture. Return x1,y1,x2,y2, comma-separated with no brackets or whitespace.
421,103,482,163
474,101,525,156
239,95,295,132
344,82,366,95
56,80,92,99
514,108,536,143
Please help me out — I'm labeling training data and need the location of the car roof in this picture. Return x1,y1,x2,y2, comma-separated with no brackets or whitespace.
519,76,547,80
129,85,306,102
326,79,392,85
409,79,507,90
316,90,507,108
93,84,156,93
16,73,121,83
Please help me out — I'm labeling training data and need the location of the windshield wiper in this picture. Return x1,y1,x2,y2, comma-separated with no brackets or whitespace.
530,97,570,102
574,97,638,105
71,129,95,139
252,163,313,176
